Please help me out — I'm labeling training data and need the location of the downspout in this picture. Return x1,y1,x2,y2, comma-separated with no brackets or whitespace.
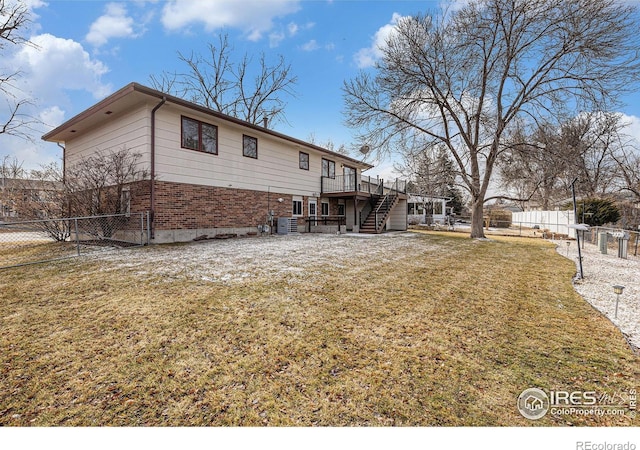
150,96,167,240
56,142,71,217
56,143,65,183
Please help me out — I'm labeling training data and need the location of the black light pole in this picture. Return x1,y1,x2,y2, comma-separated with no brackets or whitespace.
571,178,584,279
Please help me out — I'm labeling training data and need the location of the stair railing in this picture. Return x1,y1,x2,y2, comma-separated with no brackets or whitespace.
374,192,397,233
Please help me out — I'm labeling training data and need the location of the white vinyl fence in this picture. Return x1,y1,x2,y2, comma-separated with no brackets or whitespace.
512,210,576,238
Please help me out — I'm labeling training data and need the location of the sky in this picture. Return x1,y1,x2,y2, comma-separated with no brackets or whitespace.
2,0,640,181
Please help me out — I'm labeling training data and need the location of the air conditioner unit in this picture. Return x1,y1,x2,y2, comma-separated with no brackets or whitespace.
277,217,298,235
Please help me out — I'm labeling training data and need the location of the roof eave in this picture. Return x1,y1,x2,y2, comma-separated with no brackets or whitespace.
42,82,374,170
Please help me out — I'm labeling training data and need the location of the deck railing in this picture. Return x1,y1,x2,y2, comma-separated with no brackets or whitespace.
303,215,346,232
321,175,406,195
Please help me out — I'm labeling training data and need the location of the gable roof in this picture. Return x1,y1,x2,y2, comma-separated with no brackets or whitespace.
42,82,373,170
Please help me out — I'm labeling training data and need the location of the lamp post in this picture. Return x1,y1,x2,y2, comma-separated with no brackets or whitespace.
612,285,625,319
571,178,584,279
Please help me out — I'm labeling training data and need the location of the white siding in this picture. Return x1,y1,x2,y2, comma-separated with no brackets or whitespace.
153,105,351,196
387,199,408,231
64,105,151,171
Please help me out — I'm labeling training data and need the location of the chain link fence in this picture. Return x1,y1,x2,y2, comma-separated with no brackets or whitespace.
0,212,149,269
417,217,639,257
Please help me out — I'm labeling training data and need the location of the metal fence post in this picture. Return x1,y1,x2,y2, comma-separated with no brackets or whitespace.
74,218,80,256
140,212,144,246
146,211,150,245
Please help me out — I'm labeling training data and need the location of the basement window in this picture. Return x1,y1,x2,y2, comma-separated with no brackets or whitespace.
321,201,329,216
292,197,303,216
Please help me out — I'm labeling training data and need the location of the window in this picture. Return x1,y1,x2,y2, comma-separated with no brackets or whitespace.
181,116,218,154
292,197,303,216
338,204,345,216
243,135,258,159
299,152,309,170
322,158,335,178
121,188,131,216
321,201,329,216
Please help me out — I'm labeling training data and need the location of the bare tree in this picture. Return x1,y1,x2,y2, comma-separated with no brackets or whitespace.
498,123,563,210
15,162,71,241
306,133,350,156
613,145,640,202
343,0,640,238
561,112,624,198
1,0,38,140
65,147,148,217
150,33,298,126
501,112,628,208
1,154,25,179
397,138,466,219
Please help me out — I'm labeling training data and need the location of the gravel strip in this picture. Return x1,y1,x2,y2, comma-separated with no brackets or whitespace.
554,238,639,352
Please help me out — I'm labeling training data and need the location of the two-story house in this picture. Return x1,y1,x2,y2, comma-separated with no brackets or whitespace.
43,83,407,243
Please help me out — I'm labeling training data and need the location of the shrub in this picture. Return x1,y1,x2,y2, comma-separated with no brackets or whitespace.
576,198,620,226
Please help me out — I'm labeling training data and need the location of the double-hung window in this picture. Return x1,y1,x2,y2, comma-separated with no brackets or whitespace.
181,116,218,154
292,197,303,216
321,201,330,216
299,152,309,170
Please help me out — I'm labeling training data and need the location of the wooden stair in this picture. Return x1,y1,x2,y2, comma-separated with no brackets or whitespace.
360,194,399,234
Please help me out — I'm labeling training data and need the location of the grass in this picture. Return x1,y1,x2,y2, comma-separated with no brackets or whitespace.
0,231,637,426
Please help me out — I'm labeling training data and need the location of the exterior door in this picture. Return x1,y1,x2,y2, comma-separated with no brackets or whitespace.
308,199,317,226
343,166,356,191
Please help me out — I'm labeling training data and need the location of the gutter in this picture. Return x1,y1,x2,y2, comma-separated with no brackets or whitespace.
150,96,167,240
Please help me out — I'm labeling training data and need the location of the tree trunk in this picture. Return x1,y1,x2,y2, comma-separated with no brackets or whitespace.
470,198,485,239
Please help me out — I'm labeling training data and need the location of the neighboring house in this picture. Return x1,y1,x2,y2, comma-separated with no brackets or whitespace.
43,82,407,243
0,178,62,220
407,194,451,225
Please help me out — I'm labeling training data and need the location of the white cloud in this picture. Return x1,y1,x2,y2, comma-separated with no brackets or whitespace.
13,33,111,102
39,106,65,129
0,34,112,169
161,0,300,41
287,22,299,36
86,3,141,47
301,39,319,52
269,30,285,48
287,21,313,37
620,113,640,145
354,13,407,69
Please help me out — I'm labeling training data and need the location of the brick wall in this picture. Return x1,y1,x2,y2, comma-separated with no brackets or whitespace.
151,180,294,231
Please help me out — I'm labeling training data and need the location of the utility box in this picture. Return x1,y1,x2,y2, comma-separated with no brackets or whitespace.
598,232,608,254
616,231,630,259
277,217,298,235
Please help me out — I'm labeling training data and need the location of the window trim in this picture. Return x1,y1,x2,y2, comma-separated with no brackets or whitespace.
292,196,303,217
299,151,309,170
181,116,218,155
321,201,330,216
243,134,258,159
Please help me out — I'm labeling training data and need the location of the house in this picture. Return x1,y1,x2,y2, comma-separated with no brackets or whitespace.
407,194,451,225
42,83,407,243
524,395,544,412
0,177,62,220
